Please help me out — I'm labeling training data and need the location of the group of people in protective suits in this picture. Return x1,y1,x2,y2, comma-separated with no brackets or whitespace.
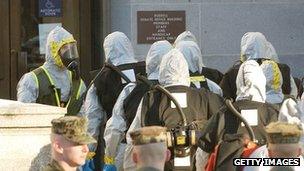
17,26,304,171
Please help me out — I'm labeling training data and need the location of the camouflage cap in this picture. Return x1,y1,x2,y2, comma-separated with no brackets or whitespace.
266,122,303,144
130,126,167,145
51,116,96,145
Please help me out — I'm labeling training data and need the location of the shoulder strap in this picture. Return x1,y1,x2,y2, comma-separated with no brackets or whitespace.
32,67,60,106
66,77,84,115
136,74,154,88
141,90,162,127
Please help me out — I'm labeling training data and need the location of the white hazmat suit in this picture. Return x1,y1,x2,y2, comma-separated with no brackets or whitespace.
175,40,223,96
123,49,190,171
17,26,86,106
103,40,172,170
236,60,266,103
241,32,297,98
260,60,284,104
80,31,138,143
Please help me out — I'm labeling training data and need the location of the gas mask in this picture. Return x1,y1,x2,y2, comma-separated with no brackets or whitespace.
59,43,80,79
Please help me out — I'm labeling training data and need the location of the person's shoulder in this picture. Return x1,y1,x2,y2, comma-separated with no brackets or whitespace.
249,145,268,158
30,66,44,74
42,161,64,171
92,66,120,88
264,102,280,113
18,71,37,85
21,71,35,78
92,65,113,80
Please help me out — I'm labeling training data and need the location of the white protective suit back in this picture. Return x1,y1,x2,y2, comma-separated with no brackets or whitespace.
240,32,268,61
278,98,302,124
236,60,266,103
265,41,279,62
175,40,205,73
260,60,284,104
103,31,137,66
159,49,190,87
43,26,75,101
146,40,173,80
278,98,304,152
173,31,198,46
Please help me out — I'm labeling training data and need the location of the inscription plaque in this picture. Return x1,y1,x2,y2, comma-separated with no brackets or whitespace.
137,11,186,44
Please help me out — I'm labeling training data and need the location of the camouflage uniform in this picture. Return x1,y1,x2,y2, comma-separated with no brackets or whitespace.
43,160,65,171
243,122,304,171
43,116,96,171
266,121,302,144
130,126,167,145
130,126,168,171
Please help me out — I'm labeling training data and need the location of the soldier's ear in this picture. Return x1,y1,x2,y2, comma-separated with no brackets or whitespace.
52,139,64,154
132,152,138,163
267,149,273,158
297,147,302,157
165,149,171,162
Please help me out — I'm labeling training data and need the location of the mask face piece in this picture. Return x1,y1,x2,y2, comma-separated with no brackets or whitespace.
59,42,79,68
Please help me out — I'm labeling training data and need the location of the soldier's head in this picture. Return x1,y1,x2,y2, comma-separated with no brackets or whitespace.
266,122,303,158
130,126,171,169
50,116,96,168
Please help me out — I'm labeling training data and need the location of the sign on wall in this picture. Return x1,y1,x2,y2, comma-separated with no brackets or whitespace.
39,0,61,17
137,11,186,44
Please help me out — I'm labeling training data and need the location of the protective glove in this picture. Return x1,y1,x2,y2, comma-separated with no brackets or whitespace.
103,156,116,171
103,164,117,171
